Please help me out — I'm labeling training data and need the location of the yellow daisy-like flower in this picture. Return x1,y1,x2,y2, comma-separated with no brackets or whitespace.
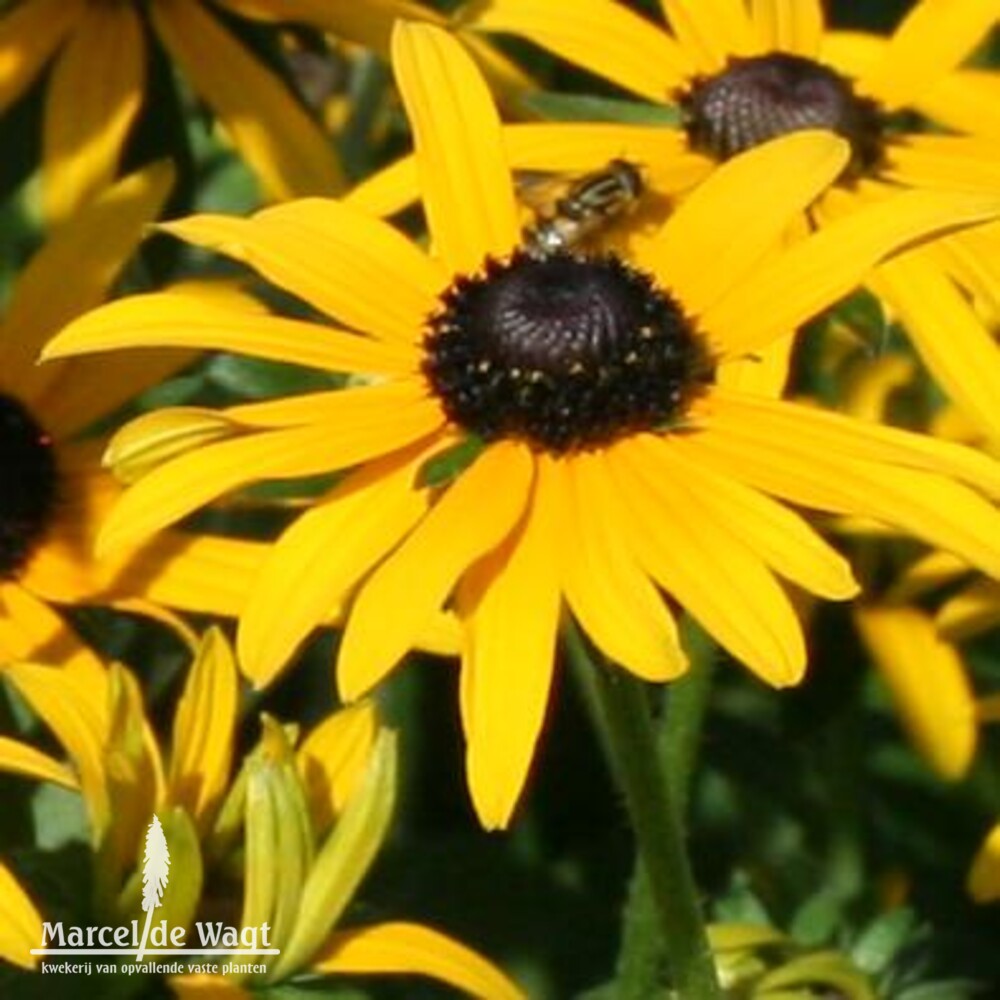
0,0,346,223
0,163,264,669
359,0,1000,430
46,23,1000,829
0,631,522,998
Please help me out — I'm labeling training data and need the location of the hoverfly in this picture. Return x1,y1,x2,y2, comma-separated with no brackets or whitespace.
521,158,645,256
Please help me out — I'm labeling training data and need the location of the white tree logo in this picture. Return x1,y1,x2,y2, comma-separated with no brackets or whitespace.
136,814,170,961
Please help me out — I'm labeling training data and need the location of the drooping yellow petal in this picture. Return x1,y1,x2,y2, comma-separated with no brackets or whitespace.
713,188,1000,356
43,291,420,377
466,0,694,102
160,208,443,345
858,0,999,109
633,435,858,599
0,583,104,673
1,162,173,397
969,824,1000,903
887,549,968,604
638,131,848,316
610,437,806,687
705,391,1000,499
870,249,1000,443
561,452,688,681
168,629,239,832
457,459,560,830
855,605,975,781
938,579,1000,641
313,921,525,1000
238,444,434,688
338,441,534,701
98,393,442,555
0,863,44,970
658,0,759,69
110,531,269,618
216,0,446,53
748,0,824,56
41,2,145,226
0,0,84,114
0,737,78,791
297,701,378,834
886,136,1000,193
686,406,1000,582
392,21,519,273
3,661,110,833
150,0,344,198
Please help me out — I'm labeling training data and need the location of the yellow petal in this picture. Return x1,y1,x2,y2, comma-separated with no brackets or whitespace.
392,21,519,273
457,464,560,830
0,0,84,113
0,863,44,970
168,629,239,832
160,207,443,345
42,3,145,225
855,605,975,780
3,661,110,834
272,730,397,980
43,290,420,376
216,0,446,54
969,824,1000,903
239,444,433,688
870,249,1000,443
937,579,1000,641
706,391,1000,499
634,435,858,599
466,0,693,102
1,162,173,398
0,736,79,791
338,442,534,701
561,452,688,681
886,549,968,603
858,0,999,108
688,405,1000,582
169,974,253,998
98,392,442,555
748,0,824,55
657,0,759,69
711,188,1000,356
886,135,1000,193
110,532,268,619
918,66,1000,139
297,701,378,834
610,437,806,687
150,0,344,198
0,582,104,672
313,921,525,1000
640,131,849,316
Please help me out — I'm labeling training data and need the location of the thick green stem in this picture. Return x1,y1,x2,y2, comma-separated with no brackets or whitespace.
567,625,721,999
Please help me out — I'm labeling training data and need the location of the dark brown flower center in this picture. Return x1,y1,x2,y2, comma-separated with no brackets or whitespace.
422,251,713,454
679,53,887,179
0,392,59,578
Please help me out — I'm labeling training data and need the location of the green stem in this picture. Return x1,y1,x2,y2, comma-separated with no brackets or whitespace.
566,624,721,1000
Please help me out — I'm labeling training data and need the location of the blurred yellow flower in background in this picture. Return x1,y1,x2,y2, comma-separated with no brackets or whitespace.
0,629,524,998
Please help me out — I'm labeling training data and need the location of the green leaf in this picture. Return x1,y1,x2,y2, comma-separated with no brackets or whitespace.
520,91,680,126
850,907,917,975
418,436,486,488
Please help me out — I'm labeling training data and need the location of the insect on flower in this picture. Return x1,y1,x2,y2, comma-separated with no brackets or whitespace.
521,158,645,256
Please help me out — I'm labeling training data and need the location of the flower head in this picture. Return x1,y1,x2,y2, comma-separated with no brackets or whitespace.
0,165,268,669
46,22,1000,829
0,630,523,997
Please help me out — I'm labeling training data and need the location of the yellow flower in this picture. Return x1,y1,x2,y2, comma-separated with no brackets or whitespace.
0,630,523,998
0,0,346,224
0,164,265,669
45,23,1000,829
358,0,1000,433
